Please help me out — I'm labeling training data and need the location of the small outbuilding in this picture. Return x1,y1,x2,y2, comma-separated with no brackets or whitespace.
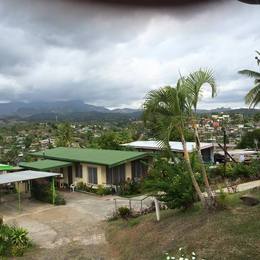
122,140,215,163
0,170,60,210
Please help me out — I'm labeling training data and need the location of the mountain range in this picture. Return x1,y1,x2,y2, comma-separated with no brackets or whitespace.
0,101,259,121
0,100,139,117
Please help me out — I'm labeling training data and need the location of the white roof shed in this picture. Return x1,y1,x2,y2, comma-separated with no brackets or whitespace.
0,170,60,185
122,141,214,153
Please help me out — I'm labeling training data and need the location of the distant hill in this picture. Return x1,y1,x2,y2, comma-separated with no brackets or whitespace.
0,100,141,118
197,107,260,115
24,111,142,122
0,100,109,117
0,101,258,122
0,100,142,122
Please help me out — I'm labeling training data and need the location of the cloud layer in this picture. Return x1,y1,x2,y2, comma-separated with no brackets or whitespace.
0,0,259,108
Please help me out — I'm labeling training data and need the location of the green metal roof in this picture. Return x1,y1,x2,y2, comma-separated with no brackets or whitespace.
30,147,149,168
19,159,72,171
0,164,16,171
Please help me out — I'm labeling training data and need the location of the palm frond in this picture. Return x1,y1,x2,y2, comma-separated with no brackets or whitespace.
245,83,260,108
239,69,260,79
184,68,217,111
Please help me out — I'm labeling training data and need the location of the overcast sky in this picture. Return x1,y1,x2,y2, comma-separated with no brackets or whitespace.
0,0,259,109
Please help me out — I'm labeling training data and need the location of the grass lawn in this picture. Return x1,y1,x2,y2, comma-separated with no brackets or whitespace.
106,188,260,260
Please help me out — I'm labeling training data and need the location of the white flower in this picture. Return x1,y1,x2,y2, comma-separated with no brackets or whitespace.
171,257,175,260
179,257,184,260
192,252,196,256
179,248,183,251
192,257,196,260
166,256,170,260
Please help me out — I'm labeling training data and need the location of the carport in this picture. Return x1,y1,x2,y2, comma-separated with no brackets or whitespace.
0,170,60,211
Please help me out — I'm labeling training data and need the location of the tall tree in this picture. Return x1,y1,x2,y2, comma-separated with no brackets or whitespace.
55,122,74,147
239,51,260,108
184,69,217,204
143,81,207,207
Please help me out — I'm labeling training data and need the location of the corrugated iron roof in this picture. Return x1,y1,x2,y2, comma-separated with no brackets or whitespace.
0,170,60,185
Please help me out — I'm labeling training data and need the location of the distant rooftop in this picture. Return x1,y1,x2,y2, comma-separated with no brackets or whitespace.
122,141,214,152
30,147,149,168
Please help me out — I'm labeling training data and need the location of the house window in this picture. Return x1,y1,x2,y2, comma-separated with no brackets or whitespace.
75,163,83,178
131,160,148,180
106,164,125,185
88,167,98,184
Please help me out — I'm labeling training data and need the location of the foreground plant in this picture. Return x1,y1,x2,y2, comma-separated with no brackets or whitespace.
0,224,31,257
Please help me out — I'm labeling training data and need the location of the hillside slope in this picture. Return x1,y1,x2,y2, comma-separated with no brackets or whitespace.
106,189,260,260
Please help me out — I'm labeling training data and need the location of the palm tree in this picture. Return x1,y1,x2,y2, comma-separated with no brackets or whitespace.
239,51,260,108
184,69,217,204
143,81,207,206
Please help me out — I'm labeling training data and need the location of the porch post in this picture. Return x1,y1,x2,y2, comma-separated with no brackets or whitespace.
52,177,56,205
17,182,21,211
28,180,31,198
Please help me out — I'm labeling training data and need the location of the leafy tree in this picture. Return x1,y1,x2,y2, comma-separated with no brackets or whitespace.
24,135,34,149
0,135,3,145
2,146,20,164
143,157,196,210
237,129,260,149
85,130,94,143
96,131,120,150
55,122,73,147
239,51,260,107
253,112,260,123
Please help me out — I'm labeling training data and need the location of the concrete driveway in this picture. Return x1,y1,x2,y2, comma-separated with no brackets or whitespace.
0,191,152,259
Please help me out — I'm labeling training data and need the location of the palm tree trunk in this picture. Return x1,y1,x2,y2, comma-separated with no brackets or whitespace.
193,124,216,208
179,131,206,206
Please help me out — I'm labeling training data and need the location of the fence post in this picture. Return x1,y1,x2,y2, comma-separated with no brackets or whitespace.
114,199,117,212
17,182,21,211
129,200,132,210
154,197,160,222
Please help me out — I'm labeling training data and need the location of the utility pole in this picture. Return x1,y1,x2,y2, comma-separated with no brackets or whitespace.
222,127,228,177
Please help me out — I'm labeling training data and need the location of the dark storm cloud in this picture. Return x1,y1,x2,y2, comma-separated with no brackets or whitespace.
0,0,259,108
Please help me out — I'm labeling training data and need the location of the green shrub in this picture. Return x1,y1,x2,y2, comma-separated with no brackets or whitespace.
55,193,66,205
118,206,131,220
210,162,258,181
0,224,31,257
96,185,112,196
31,181,66,205
143,158,196,210
76,181,86,191
216,188,228,209
231,163,251,179
248,159,260,179
118,180,141,196
76,182,97,193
